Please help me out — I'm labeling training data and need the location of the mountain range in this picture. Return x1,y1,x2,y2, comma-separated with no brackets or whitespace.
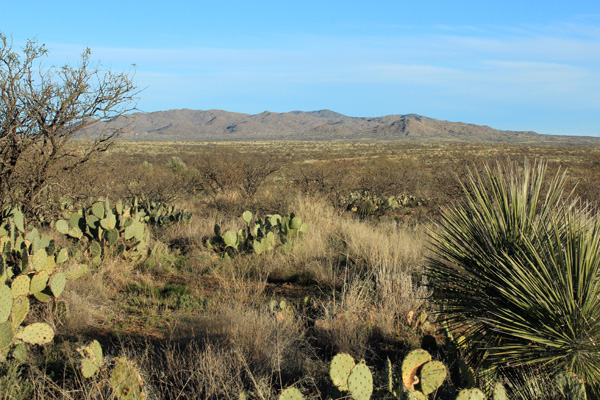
86,109,595,144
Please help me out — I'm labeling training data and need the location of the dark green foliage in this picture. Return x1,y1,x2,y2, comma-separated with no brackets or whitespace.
427,161,600,391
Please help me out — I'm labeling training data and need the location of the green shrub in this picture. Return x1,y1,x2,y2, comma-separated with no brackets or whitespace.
427,161,600,391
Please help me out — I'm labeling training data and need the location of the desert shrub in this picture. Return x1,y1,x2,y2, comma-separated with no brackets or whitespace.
428,161,600,392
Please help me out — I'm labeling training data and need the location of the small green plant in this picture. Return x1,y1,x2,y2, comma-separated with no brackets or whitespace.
206,211,308,257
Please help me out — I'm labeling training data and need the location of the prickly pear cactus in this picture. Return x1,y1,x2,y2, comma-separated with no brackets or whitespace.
279,386,304,400
401,349,432,391
110,357,145,400
330,352,356,391
207,211,307,257
0,321,14,351
56,197,152,263
348,362,373,400
456,388,486,400
420,360,447,395
0,284,11,323
0,208,77,356
77,339,104,378
492,381,507,400
15,322,54,345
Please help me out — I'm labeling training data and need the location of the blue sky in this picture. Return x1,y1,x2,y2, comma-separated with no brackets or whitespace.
2,1,599,136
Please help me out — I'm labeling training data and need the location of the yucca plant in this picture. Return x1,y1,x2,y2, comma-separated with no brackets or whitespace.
427,161,600,392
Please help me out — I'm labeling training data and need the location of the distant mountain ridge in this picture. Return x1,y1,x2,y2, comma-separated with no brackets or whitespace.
85,108,585,143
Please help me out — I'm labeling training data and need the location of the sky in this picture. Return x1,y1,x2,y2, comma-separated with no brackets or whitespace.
1,1,599,136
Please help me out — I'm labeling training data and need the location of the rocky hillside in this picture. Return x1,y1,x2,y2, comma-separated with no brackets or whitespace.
83,108,562,143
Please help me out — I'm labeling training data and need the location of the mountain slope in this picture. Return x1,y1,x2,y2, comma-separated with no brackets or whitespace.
87,108,549,143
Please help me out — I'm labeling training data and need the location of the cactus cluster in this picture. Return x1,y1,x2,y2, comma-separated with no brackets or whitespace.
56,198,149,263
206,211,308,257
0,208,78,360
341,191,429,216
329,353,373,400
397,349,447,397
77,340,146,399
135,196,192,227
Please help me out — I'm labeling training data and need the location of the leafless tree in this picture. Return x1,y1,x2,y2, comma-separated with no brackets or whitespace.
0,34,138,216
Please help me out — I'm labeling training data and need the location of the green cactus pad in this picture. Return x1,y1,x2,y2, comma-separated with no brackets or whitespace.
90,241,102,258
11,275,30,298
330,352,356,391
77,339,103,378
11,296,29,327
242,211,253,224
30,271,49,294
16,322,54,345
68,226,83,239
402,349,432,391
0,284,12,323
420,360,447,395
223,231,238,248
13,210,25,233
456,388,486,400
279,387,304,400
45,254,56,273
49,273,67,297
269,214,281,226
64,263,88,280
299,223,309,234
56,220,70,235
32,248,48,272
33,290,52,303
347,362,373,400
458,360,476,388
70,212,83,229
92,202,105,219
405,391,427,400
12,343,27,363
492,381,507,400
0,321,14,350
124,222,145,242
110,357,145,400
289,216,302,230
56,248,69,264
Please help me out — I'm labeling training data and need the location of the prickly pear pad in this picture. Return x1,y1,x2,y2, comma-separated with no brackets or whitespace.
0,321,14,350
10,275,30,298
110,357,145,400
329,352,355,391
348,362,373,400
401,349,432,390
0,284,11,323
278,386,304,400
15,322,54,345
420,360,447,395
456,388,486,400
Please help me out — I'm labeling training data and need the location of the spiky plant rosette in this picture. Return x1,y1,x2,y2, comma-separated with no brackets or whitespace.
427,161,600,388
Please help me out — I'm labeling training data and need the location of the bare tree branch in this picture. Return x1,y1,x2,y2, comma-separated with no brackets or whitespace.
0,34,139,216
